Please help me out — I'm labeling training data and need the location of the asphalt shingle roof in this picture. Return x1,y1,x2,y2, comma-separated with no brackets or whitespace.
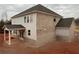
12,4,62,18
4,25,25,30
56,18,74,27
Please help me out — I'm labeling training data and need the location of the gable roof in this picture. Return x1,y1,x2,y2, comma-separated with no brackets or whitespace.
11,4,62,18
56,18,74,28
4,25,25,30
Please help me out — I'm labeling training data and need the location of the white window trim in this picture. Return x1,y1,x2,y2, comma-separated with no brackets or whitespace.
24,16,26,23
27,15,30,23
26,15,33,23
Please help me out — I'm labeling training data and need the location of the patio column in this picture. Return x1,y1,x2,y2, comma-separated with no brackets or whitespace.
8,30,11,45
4,29,6,41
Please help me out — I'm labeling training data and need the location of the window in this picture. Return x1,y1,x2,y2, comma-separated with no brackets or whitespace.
25,15,33,23
28,30,31,35
30,15,33,23
27,16,30,23
54,19,56,22
24,16,26,23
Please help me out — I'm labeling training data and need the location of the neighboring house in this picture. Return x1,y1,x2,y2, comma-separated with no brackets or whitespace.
3,4,62,46
74,19,79,39
74,19,79,32
56,18,75,42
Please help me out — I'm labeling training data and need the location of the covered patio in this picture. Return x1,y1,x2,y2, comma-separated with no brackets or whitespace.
3,25,25,45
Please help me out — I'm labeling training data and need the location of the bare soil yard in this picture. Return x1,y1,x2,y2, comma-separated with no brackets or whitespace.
0,34,79,54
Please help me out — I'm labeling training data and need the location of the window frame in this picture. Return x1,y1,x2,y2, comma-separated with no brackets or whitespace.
24,16,26,23
54,18,56,22
30,15,33,23
27,16,30,23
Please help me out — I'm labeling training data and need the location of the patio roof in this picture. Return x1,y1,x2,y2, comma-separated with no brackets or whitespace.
4,25,25,30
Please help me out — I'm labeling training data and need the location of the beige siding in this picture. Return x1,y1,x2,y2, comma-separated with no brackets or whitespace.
36,13,61,46
54,17,61,26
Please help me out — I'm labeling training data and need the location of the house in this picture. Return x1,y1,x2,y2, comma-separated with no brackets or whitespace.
74,19,79,39
3,4,62,47
56,18,75,42
74,19,79,32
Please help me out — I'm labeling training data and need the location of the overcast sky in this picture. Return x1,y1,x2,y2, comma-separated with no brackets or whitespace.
0,4,79,20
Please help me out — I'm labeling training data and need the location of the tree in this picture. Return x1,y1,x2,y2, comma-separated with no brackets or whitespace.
4,20,11,25
0,19,4,33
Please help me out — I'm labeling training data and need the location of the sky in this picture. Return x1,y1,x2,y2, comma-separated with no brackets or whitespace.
0,4,79,20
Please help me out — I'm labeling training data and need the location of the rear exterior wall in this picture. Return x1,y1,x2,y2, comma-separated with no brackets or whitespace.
36,12,61,46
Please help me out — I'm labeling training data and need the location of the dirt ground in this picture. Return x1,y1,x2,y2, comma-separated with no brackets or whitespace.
0,34,79,54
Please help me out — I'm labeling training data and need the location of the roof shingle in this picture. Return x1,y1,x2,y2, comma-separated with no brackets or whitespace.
4,25,25,30
56,18,74,27
12,4,62,18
